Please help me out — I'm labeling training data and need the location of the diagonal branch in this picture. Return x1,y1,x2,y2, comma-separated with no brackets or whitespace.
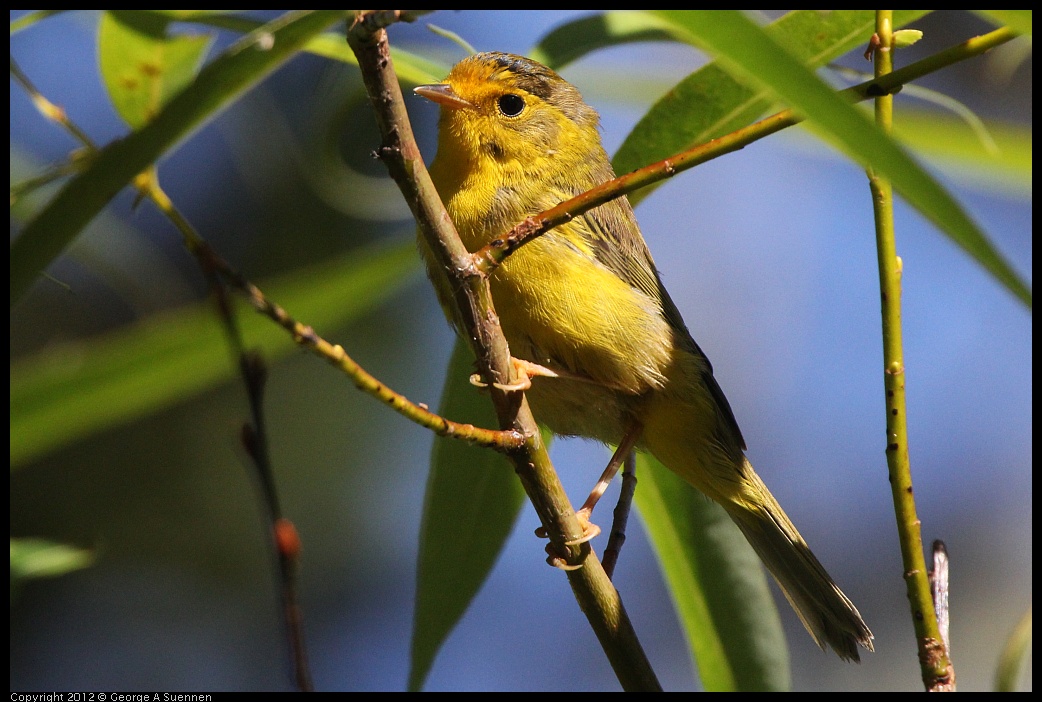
346,11,661,692
472,25,1018,274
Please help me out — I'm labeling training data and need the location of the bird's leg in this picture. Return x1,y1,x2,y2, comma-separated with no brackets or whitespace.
537,421,644,549
568,421,643,545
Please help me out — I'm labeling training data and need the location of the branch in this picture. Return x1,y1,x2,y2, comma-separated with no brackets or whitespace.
12,61,321,689
346,10,660,691
866,13,952,691
473,25,1018,273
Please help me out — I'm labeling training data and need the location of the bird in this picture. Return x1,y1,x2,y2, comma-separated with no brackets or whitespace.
413,51,873,661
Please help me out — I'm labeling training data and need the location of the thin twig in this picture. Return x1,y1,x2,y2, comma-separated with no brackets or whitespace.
148,177,315,691
602,451,637,581
12,59,521,451
238,352,313,692
12,62,318,690
10,57,98,150
155,188,524,450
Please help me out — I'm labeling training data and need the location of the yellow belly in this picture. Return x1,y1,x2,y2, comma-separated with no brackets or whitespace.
488,231,675,442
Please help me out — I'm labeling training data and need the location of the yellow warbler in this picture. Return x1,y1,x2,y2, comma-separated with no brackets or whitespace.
415,52,873,661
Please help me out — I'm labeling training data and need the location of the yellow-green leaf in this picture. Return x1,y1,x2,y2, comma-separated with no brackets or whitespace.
98,10,214,129
649,10,1030,308
614,10,931,205
634,454,789,691
893,110,1031,197
892,29,924,49
994,606,1033,692
10,537,94,600
974,10,1033,36
531,10,690,71
409,339,527,691
164,12,446,85
11,241,419,468
11,10,348,305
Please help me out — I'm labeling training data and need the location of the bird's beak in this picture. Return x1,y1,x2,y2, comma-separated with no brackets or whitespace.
414,83,472,110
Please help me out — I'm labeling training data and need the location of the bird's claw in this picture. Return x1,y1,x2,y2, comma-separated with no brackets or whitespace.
565,508,601,545
534,508,601,548
469,357,561,392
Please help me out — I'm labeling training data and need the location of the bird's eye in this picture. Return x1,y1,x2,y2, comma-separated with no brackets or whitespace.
497,93,525,117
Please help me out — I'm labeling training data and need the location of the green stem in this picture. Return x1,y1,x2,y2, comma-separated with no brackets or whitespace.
868,11,953,691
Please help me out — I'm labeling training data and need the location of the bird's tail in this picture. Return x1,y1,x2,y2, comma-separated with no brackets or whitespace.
722,459,874,661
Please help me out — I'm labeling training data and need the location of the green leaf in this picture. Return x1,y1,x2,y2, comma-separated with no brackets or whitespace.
148,10,239,21
409,338,527,691
974,10,1033,36
10,537,94,599
304,33,445,85
10,9,69,36
892,29,924,49
893,110,1031,198
10,537,94,578
11,10,348,305
98,10,214,129
994,606,1033,692
648,10,1030,308
634,453,789,691
530,10,691,71
10,241,420,468
614,10,931,205
166,12,446,85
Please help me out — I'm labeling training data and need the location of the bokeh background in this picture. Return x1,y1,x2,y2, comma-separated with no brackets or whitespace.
11,10,1031,692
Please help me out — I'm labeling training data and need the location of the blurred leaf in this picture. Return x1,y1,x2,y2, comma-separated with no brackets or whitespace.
974,10,1033,36
994,605,1033,692
10,241,420,468
98,10,214,129
648,10,1030,308
308,33,446,85
10,537,94,578
409,338,527,691
634,453,789,691
11,9,348,305
613,10,930,205
10,537,93,599
148,10,239,21
893,110,1031,197
531,10,690,70
10,9,69,35
165,12,446,85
